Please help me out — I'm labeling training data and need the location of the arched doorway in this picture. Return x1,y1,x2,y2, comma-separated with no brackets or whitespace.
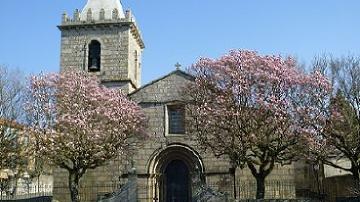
163,160,190,202
147,144,205,202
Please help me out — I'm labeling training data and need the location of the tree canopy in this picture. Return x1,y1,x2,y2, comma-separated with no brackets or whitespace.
185,50,331,199
26,70,146,202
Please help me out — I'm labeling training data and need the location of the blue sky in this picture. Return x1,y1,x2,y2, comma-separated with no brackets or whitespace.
1,0,359,84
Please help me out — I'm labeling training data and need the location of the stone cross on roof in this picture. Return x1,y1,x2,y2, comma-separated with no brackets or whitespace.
175,62,182,70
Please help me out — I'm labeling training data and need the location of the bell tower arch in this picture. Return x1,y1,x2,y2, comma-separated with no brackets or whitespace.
58,0,145,93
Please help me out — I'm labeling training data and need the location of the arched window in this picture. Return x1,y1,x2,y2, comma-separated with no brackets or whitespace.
88,40,101,72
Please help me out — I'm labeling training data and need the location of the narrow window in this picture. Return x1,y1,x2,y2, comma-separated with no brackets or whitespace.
88,40,101,72
168,105,185,134
134,50,138,81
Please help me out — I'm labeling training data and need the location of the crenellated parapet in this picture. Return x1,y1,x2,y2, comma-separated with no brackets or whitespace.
61,8,131,24
59,8,144,49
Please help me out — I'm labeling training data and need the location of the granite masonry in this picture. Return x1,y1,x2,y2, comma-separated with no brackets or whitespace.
53,0,319,201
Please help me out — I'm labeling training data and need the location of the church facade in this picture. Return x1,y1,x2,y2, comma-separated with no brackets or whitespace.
53,1,317,201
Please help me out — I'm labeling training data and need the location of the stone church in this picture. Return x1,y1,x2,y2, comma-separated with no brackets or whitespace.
53,0,318,201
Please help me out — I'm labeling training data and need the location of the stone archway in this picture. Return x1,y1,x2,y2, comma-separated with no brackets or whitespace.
147,144,205,202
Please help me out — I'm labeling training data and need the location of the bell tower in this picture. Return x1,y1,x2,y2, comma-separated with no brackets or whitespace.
58,0,144,93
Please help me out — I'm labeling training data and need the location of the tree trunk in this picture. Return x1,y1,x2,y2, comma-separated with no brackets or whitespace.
68,171,81,202
350,165,360,190
229,167,237,199
255,175,266,199
247,161,274,199
37,175,40,193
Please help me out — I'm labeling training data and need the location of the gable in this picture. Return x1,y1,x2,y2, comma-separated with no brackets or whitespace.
130,70,194,103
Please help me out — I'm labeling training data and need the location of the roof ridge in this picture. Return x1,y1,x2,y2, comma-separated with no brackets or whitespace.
129,69,194,96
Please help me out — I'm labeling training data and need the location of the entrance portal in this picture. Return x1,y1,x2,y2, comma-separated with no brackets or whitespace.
164,160,190,202
147,144,205,202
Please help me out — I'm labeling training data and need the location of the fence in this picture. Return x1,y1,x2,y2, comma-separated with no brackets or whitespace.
53,184,120,202
192,178,309,202
237,179,297,199
0,184,52,201
0,193,52,202
97,175,137,202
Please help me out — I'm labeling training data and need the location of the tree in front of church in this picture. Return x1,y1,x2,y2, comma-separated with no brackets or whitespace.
305,55,360,190
26,70,146,202
0,65,28,196
0,119,26,196
0,66,24,169
185,50,331,199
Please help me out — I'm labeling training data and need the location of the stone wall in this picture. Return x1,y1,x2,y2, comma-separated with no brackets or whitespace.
127,29,143,88
129,70,233,201
53,10,145,202
323,174,357,202
59,10,144,94
127,70,312,201
52,69,317,202
60,25,129,80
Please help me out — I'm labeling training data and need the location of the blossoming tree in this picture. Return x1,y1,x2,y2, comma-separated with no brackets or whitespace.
26,70,146,202
185,50,330,199
306,55,360,188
